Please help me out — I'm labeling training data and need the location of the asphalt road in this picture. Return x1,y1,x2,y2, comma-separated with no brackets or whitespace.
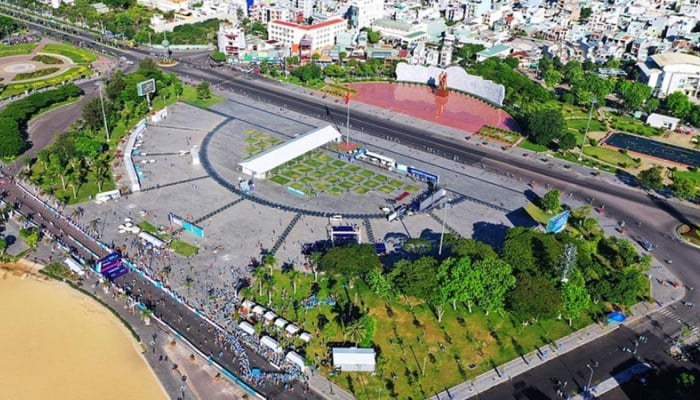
21,82,98,162
474,325,686,400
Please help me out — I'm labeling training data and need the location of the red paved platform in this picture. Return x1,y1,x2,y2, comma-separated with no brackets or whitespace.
347,82,520,134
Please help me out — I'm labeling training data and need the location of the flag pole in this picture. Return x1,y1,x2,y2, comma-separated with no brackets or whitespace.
345,87,350,145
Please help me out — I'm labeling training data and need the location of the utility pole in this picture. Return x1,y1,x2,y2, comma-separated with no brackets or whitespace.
579,97,597,160
95,81,110,142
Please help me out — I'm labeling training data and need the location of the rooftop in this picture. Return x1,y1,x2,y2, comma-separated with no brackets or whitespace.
651,52,700,67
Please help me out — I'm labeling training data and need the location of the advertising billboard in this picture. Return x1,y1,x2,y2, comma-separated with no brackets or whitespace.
546,210,570,234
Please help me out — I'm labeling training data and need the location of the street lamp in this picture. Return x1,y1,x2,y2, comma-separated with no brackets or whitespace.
648,274,653,301
578,97,597,161
95,81,110,142
438,198,450,256
586,364,594,396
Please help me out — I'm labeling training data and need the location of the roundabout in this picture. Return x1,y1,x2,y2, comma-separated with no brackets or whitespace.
0,53,75,83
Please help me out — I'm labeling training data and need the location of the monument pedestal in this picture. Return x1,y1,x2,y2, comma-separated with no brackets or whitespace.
434,88,449,97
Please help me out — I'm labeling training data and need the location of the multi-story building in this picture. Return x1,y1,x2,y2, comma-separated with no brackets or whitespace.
267,17,346,51
249,3,293,24
217,23,246,61
638,52,700,98
347,0,384,29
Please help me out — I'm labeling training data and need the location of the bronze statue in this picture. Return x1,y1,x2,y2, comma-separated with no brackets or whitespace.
438,71,447,91
435,71,449,97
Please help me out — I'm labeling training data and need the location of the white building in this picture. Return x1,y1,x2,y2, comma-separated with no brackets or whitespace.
646,113,681,130
238,125,341,179
268,18,346,51
348,0,384,29
638,52,700,98
138,0,189,12
217,23,246,60
332,347,376,372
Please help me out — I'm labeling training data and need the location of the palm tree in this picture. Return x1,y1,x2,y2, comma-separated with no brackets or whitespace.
344,321,366,347
262,253,277,276
90,154,111,192
252,266,268,297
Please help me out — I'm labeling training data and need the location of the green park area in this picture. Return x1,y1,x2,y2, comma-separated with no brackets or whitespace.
0,42,96,99
243,130,419,197
246,193,651,398
40,43,99,63
0,42,36,57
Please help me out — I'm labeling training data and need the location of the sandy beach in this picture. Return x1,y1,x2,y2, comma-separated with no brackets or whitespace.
0,269,168,400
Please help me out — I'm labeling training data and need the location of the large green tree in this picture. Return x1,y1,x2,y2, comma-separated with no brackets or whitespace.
527,108,566,146
665,91,693,119
541,189,561,213
436,256,481,312
507,272,562,320
671,176,698,200
390,256,439,300
637,166,664,190
320,244,380,278
472,258,516,315
561,269,591,326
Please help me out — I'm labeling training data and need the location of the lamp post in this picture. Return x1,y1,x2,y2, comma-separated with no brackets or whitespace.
579,97,597,161
438,198,449,256
648,274,653,300
586,363,594,396
95,81,110,142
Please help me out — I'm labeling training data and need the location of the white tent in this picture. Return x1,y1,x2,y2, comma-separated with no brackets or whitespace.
260,336,281,353
252,305,266,315
241,300,255,315
238,321,256,336
299,332,312,343
285,324,300,336
274,318,288,329
238,125,341,179
138,231,165,248
263,311,278,323
332,347,376,372
285,351,306,370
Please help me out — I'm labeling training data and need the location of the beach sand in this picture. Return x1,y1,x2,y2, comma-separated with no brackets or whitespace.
0,270,168,400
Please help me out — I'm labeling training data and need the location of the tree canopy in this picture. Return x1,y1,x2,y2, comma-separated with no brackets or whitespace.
320,244,380,278
526,108,566,146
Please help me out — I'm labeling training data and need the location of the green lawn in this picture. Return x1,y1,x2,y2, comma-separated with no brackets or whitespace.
41,43,98,63
673,169,700,185
304,159,323,168
270,175,290,185
249,270,586,399
519,140,548,152
170,239,199,257
584,146,639,168
180,85,226,108
606,112,663,137
137,220,158,234
566,118,607,133
0,43,37,57
524,202,551,224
